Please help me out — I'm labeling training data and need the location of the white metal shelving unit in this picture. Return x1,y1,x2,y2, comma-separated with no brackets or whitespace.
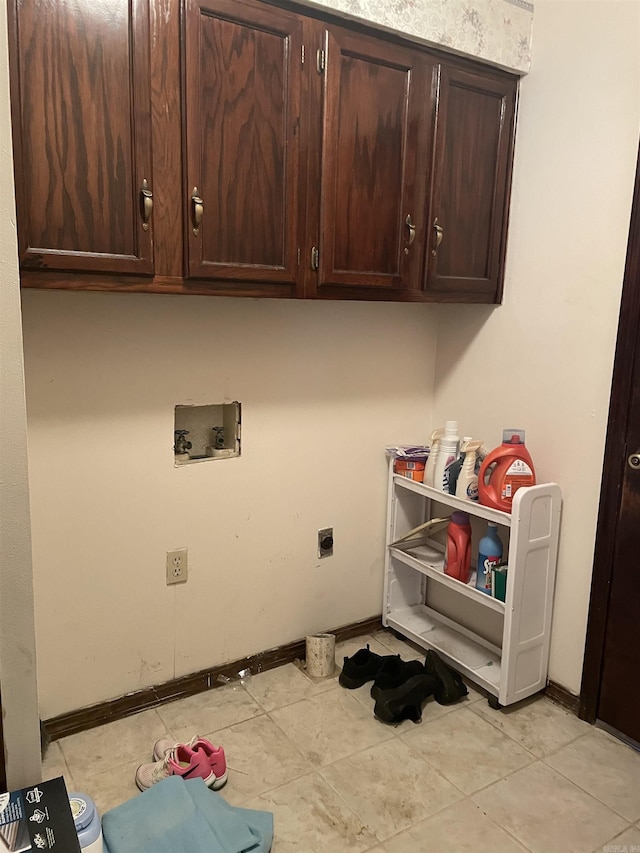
383,460,562,707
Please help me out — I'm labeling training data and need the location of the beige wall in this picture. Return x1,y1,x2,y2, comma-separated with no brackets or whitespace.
21,292,438,717
433,0,640,694
0,1,41,786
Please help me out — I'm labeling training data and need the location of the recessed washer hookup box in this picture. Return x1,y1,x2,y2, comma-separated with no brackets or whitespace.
0,776,81,852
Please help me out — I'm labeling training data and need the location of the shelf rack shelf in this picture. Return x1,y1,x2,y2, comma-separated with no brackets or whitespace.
383,461,562,706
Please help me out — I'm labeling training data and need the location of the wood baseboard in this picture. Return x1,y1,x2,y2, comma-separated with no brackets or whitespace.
545,680,580,713
43,615,383,742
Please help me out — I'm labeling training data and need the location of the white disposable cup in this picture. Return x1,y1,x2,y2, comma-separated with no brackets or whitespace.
305,633,336,678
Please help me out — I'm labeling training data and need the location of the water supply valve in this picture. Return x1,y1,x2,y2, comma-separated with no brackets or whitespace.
174,429,192,455
212,426,225,449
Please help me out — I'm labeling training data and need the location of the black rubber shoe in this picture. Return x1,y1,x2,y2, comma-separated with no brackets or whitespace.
424,650,468,705
373,674,438,724
338,644,392,689
370,656,425,701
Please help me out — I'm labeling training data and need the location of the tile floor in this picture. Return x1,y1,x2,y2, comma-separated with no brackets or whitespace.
43,630,640,852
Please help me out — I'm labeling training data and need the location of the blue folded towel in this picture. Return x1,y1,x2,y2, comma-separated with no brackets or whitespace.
102,777,273,853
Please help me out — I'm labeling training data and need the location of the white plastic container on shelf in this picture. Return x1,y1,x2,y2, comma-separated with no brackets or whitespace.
455,438,483,501
423,428,444,487
433,420,460,492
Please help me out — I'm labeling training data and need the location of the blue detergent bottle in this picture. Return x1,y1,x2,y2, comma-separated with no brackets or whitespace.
476,522,503,594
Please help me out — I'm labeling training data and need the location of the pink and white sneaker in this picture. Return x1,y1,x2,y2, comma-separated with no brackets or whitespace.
152,735,227,790
135,743,215,791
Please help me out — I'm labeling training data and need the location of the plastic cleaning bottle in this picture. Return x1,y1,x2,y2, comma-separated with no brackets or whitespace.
476,522,503,594
454,438,483,500
69,791,104,852
476,444,489,469
447,436,472,495
433,420,460,492
478,429,536,512
424,428,444,487
444,511,472,583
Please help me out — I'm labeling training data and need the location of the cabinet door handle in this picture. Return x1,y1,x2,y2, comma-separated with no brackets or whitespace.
140,179,153,231
191,187,204,236
432,218,444,255
405,214,416,246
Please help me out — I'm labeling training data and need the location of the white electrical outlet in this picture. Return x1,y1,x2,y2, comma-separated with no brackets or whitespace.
166,548,188,585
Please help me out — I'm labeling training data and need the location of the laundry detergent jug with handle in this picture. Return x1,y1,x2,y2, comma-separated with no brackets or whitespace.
478,429,536,512
444,511,472,583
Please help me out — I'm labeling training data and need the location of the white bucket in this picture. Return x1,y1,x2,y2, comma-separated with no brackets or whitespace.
305,633,336,678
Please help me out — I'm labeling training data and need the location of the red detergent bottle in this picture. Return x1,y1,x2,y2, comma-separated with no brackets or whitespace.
444,511,472,583
478,429,536,512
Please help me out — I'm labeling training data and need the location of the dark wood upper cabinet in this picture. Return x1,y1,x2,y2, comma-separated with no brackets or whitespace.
183,0,305,295
310,25,436,298
8,0,154,275
424,64,517,300
9,0,519,301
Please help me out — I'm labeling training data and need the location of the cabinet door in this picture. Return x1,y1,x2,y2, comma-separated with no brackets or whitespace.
425,64,517,301
9,0,153,275
312,27,435,297
184,0,304,295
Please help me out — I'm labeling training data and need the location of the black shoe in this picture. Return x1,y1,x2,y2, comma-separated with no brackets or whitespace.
370,656,425,701
338,644,392,689
373,674,438,724
424,650,468,705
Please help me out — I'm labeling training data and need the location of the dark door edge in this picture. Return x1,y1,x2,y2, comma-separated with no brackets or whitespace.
579,138,640,723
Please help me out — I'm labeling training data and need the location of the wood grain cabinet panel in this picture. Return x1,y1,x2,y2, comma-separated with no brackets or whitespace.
311,26,436,298
8,0,519,302
9,0,154,275
424,64,517,300
183,0,305,294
